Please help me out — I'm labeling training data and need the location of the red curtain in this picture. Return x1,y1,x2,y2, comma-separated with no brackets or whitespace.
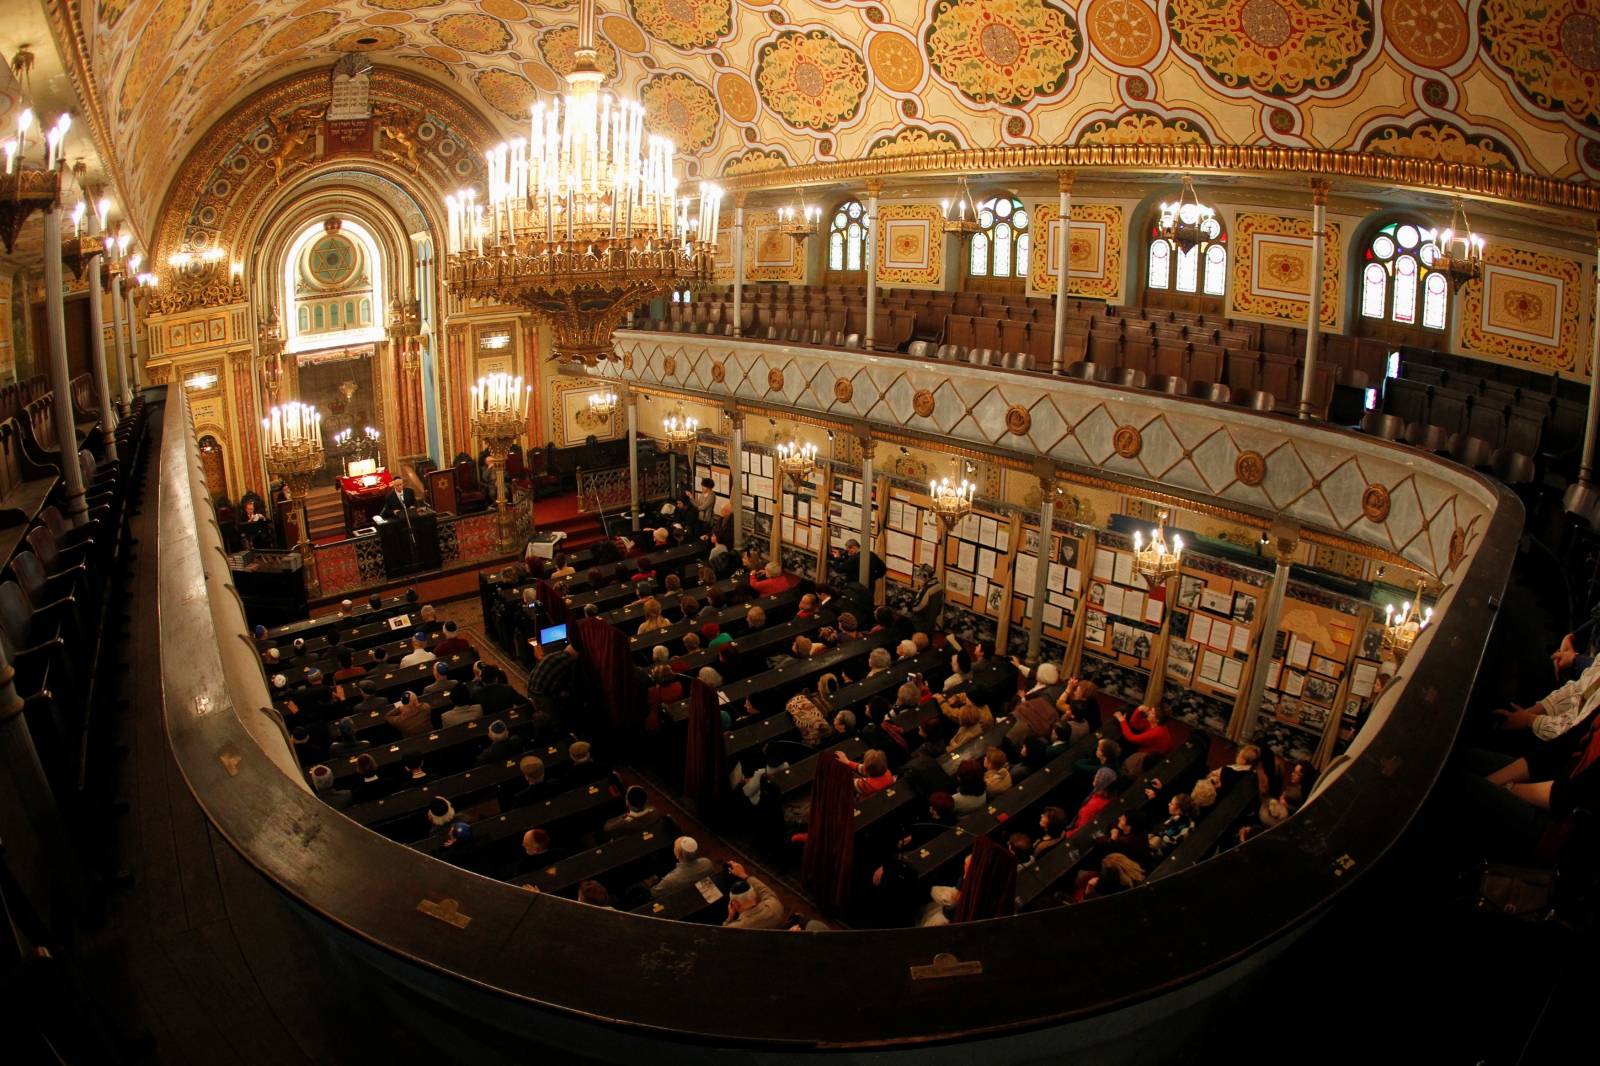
801,751,856,911
952,835,1018,923
575,616,640,740
682,678,726,812
536,578,569,624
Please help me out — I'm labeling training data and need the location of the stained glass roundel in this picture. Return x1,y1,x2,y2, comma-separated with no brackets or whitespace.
308,234,358,288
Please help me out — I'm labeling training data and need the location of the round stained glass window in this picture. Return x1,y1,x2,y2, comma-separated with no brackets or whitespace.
1372,234,1395,259
308,235,357,288
1396,224,1419,250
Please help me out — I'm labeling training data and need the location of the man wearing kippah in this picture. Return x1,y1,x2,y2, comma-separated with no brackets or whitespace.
650,836,715,897
400,631,437,668
722,861,786,929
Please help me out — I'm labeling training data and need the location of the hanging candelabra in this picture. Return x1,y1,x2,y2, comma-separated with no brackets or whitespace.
471,372,532,552
940,177,982,237
262,400,325,594
442,0,722,366
1132,510,1184,584
0,48,66,254
1156,177,1216,254
1435,197,1485,283
1381,584,1434,660
929,470,976,539
777,197,821,245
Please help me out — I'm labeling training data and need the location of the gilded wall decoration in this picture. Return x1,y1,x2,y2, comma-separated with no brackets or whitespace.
923,0,1083,107
475,69,538,119
755,29,870,132
875,203,945,286
1479,0,1600,127
538,25,621,81
1028,201,1124,301
866,125,965,157
744,210,805,281
1459,246,1584,373
1074,110,1210,146
628,0,733,51
1361,119,1521,171
1229,213,1342,329
721,148,791,176
1167,0,1376,98
641,72,721,152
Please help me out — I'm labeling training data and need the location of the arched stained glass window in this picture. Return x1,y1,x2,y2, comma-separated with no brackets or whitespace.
828,200,867,273
1360,220,1448,331
1147,203,1227,296
968,196,1028,279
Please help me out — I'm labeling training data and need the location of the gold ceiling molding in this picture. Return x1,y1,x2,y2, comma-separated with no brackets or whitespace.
43,1,136,239
717,145,1600,216
153,68,497,263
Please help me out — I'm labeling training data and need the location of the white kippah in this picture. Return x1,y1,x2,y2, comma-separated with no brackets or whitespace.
676,836,698,856
272,673,287,689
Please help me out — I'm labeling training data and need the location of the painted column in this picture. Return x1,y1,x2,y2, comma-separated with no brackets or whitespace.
43,206,89,526
1050,171,1075,374
1026,473,1055,661
124,278,144,392
626,392,640,532
1232,528,1298,742
728,409,745,549
858,431,875,591
109,273,130,409
864,180,881,350
1297,179,1331,420
84,213,118,460
732,196,746,338
1580,221,1600,483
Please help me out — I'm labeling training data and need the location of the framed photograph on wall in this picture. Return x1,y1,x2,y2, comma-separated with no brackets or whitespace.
1178,575,1203,609
1200,588,1232,616
1231,592,1257,625
1360,622,1385,661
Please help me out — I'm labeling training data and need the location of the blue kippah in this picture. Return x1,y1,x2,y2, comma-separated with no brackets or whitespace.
414,630,428,641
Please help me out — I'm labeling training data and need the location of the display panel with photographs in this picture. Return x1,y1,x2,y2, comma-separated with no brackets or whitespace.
1082,538,1161,672
1254,586,1378,762
1010,522,1084,644
1160,556,1270,735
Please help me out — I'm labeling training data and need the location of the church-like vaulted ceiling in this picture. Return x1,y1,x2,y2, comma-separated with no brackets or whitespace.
80,0,1600,230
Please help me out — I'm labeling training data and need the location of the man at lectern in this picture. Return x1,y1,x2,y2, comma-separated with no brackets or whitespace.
379,481,418,521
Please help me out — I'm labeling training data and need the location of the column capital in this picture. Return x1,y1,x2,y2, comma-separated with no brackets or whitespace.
1057,170,1076,194
857,435,876,459
1310,177,1332,206
1268,520,1300,565
863,178,884,198
735,192,749,211
725,406,746,430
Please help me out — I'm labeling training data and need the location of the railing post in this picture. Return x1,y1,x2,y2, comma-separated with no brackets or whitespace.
732,195,746,338
864,180,881,350
109,272,131,410
1298,179,1330,420
84,205,119,460
626,392,640,532
1050,171,1075,375
1231,525,1299,741
1026,469,1055,661
728,408,745,549
858,429,875,592
43,203,90,526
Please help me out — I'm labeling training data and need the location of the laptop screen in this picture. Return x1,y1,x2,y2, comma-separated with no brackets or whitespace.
538,623,568,646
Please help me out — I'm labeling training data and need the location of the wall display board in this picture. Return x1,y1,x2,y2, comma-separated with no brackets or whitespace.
1077,532,1159,704
828,471,865,554
1162,554,1272,738
1252,583,1375,764
777,466,825,555
1010,521,1085,648
740,443,776,544
693,440,731,517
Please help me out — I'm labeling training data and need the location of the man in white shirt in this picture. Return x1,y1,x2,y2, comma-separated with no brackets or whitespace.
399,632,437,668
1495,658,1600,742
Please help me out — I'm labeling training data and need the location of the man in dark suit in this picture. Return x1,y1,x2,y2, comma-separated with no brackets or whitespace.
379,481,418,521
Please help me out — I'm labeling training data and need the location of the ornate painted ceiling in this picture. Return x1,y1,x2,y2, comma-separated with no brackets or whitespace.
69,0,1600,233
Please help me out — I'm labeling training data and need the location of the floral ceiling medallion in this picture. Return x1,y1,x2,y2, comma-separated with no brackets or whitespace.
755,29,870,132
1479,0,1600,126
1167,0,1375,98
640,72,720,152
924,0,1083,107
628,0,734,51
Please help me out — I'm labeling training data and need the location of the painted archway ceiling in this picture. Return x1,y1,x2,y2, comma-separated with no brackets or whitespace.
84,0,1600,231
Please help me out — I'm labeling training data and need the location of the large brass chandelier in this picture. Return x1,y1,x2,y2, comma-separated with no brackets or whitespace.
444,0,722,366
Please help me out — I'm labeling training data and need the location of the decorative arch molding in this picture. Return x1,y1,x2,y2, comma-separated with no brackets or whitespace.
152,67,494,267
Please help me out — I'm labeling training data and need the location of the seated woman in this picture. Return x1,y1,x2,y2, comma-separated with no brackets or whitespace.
1147,793,1196,859
1033,806,1070,858
785,683,833,747
646,663,685,733
951,758,988,814
1211,744,1260,794
1083,852,1146,899
1115,703,1177,774
945,701,987,754
1055,677,1102,737
636,597,671,635
1070,767,1118,834
983,746,1013,796
1280,759,1317,811
836,748,894,799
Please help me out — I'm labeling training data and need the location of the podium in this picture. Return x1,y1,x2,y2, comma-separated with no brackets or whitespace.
372,507,441,577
